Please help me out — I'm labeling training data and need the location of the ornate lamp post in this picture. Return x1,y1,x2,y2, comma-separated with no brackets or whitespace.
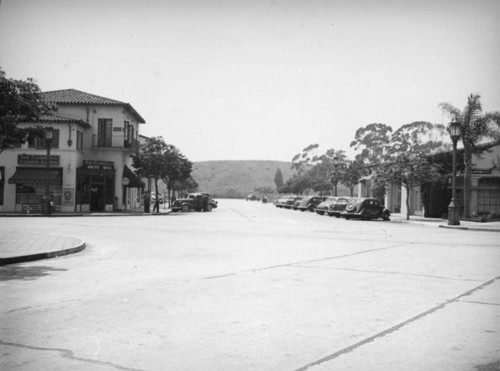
44,127,53,215
448,119,461,225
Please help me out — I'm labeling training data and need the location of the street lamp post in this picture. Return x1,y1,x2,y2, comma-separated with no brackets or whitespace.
44,127,53,215
333,156,339,196
448,119,461,226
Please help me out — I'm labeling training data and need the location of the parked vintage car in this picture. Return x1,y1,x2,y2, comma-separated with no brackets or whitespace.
327,197,350,217
246,194,260,201
340,197,390,220
297,196,325,212
275,196,295,208
315,196,338,215
285,196,303,210
171,193,218,212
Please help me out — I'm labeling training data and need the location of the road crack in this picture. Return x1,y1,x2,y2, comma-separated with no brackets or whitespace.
294,275,500,371
0,339,145,371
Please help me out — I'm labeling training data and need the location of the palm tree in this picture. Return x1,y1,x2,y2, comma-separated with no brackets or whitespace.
439,94,500,218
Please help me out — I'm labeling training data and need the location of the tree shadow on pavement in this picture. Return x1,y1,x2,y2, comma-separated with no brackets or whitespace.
475,360,500,371
0,266,67,281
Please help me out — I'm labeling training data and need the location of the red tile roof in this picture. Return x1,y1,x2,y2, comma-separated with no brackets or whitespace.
38,113,91,128
41,89,146,123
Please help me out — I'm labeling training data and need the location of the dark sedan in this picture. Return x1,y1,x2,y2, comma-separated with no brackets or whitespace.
172,193,218,212
340,197,390,221
297,196,325,212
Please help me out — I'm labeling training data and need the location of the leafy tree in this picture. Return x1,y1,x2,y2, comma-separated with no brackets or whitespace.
307,162,332,195
340,159,366,196
291,143,320,175
278,174,310,195
174,176,199,199
162,145,193,204
439,94,500,218
375,152,441,220
133,137,192,212
320,148,347,196
132,137,171,211
389,121,450,155
350,123,392,165
273,168,284,191
0,68,53,154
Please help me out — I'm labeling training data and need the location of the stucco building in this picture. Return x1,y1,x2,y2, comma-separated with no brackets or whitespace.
0,89,145,213
358,142,500,218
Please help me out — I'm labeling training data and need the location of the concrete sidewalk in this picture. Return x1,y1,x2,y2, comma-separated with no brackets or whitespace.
0,231,86,266
0,208,172,265
390,213,500,232
0,210,498,266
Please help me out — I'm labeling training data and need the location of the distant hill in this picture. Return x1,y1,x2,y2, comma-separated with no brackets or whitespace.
192,160,296,198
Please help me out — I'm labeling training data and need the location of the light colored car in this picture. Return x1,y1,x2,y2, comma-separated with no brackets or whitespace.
315,196,338,215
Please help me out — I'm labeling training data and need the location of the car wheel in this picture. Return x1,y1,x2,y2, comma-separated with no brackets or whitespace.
181,204,190,212
382,210,390,221
360,209,368,220
206,204,213,212
316,211,324,215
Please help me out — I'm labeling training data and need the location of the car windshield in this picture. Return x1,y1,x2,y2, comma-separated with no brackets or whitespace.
346,198,362,205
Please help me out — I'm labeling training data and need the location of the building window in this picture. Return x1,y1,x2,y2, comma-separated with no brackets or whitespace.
0,167,4,205
28,129,60,149
124,121,130,147
97,119,113,147
478,188,500,215
76,130,83,151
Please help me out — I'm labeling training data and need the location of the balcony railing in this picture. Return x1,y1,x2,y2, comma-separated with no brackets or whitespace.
92,135,139,153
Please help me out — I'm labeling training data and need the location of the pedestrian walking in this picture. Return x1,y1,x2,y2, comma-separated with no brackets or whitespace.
153,198,160,213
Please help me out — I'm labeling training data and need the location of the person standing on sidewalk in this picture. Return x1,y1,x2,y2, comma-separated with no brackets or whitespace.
143,191,151,213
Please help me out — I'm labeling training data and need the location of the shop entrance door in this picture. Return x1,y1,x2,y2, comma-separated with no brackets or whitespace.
90,183,105,212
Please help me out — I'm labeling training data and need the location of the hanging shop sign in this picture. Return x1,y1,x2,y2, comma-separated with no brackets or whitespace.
83,160,114,171
471,169,492,175
18,154,60,166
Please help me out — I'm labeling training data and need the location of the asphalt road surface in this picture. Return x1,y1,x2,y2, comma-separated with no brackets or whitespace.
1,199,499,371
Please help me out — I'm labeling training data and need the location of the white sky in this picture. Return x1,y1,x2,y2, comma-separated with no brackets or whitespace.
1,0,499,162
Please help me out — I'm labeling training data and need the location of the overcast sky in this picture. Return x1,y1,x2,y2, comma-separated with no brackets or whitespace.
1,0,499,162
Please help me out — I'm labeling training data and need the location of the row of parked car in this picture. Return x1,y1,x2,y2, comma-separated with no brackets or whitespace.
274,195,391,221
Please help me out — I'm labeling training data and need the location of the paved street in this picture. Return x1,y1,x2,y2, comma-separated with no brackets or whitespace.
1,199,499,371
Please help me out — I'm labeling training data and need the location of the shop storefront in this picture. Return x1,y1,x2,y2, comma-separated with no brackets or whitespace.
76,160,115,212
8,154,62,213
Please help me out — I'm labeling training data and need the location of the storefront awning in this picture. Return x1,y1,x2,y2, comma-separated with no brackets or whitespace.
122,165,145,188
9,168,62,186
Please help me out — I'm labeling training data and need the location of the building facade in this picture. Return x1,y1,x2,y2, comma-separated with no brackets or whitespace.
358,142,500,218
0,89,145,213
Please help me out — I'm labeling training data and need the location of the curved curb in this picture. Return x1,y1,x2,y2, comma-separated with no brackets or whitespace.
0,241,86,266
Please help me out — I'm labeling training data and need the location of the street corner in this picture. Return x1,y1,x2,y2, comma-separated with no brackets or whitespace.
0,232,86,266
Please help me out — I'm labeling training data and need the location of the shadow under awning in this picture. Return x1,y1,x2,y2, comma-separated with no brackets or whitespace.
123,165,144,188
9,167,62,186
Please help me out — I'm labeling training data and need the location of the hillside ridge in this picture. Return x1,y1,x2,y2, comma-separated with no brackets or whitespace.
192,160,295,198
